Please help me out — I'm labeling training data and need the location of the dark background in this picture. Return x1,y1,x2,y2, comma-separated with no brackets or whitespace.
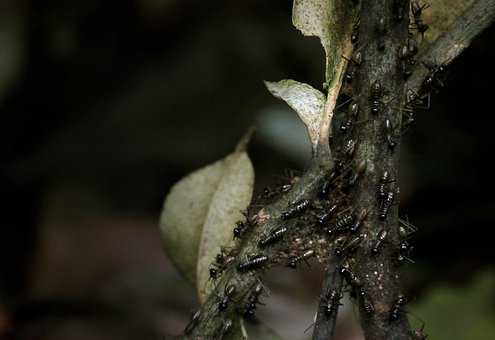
1,1,494,339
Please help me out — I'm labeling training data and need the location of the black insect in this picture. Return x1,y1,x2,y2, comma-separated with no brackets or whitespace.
343,138,356,157
282,199,311,220
359,288,375,316
287,249,316,269
398,217,418,239
411,1,430,37
385,118,398,150
258,225,288,248
209,266,220,281
334,235,363,258
339,264,361,287
238,254,269,272
349,208,368,233
397,240,414,265
423,63,446,93
243,282,265,319
371,229,388,255
351,19,360,44
316,204,339,227
218,284,236,311
184,310,201,335
324,288,343,317
328,213,354,236
233,220,250,239
389,295,407,321
343,51,363,83
370,81,383,115
377,170,394,199
379,191,395,220
340,102,361,133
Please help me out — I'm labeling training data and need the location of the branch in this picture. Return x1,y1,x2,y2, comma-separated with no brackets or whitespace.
186,160,342,339
343,0,413,339
407,0,495,94
312,264,343,340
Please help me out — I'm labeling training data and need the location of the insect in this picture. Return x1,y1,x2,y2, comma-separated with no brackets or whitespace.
339,264,361,287
243,282,265,319
328,213,354,236
370,81,384,115
316,204,339,226
184,310,201,335
287,249,316,269
398,217,418,239
324,288,343,317
349,208,368,233
233,220,250,239
334,235,363,258
238,254,269,272
389,294,407,321
371,229,388,255
411,1,430,37
423,63,446,93
379,191,395,220
209,266,220,281
258,226,288,248
377,170,394,199
359,288,375,316
397,240,414,265
343,51,363,83
218,284,236,311
343,138,357,157
282,199,311,220
340,101,361,132
351,18,360,44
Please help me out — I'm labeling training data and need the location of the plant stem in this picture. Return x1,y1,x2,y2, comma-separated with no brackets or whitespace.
407,0,495,94
349,0,412,339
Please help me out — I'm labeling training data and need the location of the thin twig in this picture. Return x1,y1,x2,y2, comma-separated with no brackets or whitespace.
312,264,343,340
407,0,495,94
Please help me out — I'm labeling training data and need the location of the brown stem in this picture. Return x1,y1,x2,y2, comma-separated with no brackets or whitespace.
407,0,495,94
312,263,343,340
349,0,413,339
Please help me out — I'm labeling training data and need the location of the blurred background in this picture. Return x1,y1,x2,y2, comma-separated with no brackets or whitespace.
1,1,494,339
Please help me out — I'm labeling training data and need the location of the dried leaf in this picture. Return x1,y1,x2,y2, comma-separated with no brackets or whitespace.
160,137,254,294
196,150,254,302
159,159,224,284
264,80,325,155
243,320,283,340
421,0,477,50
292,0,357,83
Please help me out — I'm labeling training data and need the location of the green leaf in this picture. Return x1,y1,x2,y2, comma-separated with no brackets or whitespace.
264,80,326,155
159,136,254,298
292,0,357,84
411,270,495,340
